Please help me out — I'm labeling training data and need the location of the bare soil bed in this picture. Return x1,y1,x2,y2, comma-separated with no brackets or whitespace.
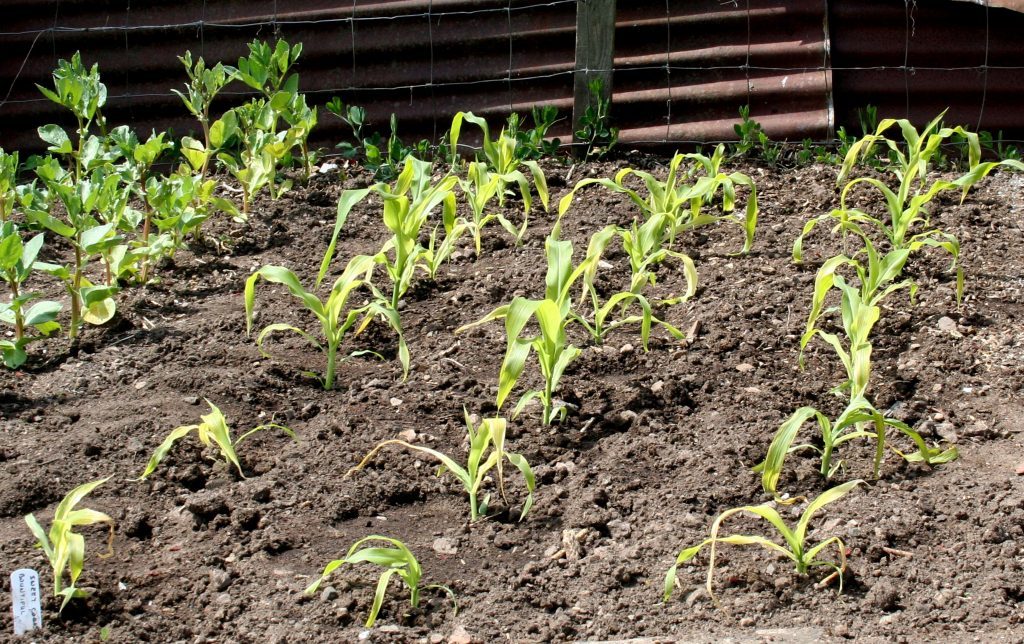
2,154,1023,643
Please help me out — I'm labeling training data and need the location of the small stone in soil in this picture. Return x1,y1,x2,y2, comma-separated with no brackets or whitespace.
433,537,458,555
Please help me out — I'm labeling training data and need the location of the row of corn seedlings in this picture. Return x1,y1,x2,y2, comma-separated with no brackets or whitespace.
666,112,1023,604
22,107,1019,629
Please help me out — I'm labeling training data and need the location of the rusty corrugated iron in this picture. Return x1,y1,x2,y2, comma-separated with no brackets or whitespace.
829,0,1024,135
0,0,1021,155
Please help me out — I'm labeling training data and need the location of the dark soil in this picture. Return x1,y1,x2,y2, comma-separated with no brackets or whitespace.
2,155,1024,644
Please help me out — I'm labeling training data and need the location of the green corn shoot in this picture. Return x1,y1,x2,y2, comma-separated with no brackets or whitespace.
457,235,597,424
664,480,862,606
319,156,458,310
245,253,409,389
25,478,114,613
458,161,535,255
139,400,294,479
449,111,550,210
558,145,759,255
305,536,454,628
758,399,958,501
348,412,535,522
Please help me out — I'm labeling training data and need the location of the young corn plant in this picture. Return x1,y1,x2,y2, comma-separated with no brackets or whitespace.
558,147,759,256
305,536,454,628
0,223,62,367
138,400,294,479
246,253,409,389
798,112,1024,300
664,480,862,606
572,225,688,345
320,156,458,310
348,412,535,522
25,477,114,613
758,399,958,501
449,111,550,211
457,161,536,255
456,236,597,424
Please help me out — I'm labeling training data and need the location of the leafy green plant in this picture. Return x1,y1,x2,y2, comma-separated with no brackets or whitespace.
25,478,114,612
0,149,19,222
281,92,319,182
172,50,239,182
28,161,121,339
732,105,782,165
0,223,62,367
758,398,957,500
36,52,108,179
237,39,302,100
138,400,293,479
508,106,562,160
574,78,618,160
305,536,454,628
348,412,535,521
664,480,862,605
449,111,550,210
247,250,409,389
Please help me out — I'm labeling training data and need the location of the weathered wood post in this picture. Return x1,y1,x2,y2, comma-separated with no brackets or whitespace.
572,0,616,158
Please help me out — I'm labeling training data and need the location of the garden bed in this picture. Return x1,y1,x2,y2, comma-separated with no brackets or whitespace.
2,155,1023,643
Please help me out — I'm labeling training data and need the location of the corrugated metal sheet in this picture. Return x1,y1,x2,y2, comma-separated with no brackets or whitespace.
829,0,1024,136
0,1,1021,154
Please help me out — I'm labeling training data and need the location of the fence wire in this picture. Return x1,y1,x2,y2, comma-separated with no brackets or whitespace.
0,0,1020,152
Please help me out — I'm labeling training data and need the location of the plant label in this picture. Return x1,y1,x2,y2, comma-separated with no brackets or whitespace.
10,568,42,636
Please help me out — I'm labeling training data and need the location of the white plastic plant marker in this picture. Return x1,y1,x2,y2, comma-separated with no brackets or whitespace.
10,568,42,636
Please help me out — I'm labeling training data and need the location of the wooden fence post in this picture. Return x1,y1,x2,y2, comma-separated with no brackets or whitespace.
572,0,616,156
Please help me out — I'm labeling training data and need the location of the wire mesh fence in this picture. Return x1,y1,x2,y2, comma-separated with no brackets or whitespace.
1,0,1022,153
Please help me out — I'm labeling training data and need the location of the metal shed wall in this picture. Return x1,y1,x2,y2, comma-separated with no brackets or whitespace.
0,1,1021,152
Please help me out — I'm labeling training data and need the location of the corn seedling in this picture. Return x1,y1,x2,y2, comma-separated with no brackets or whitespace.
247,250,409,388
25,478,114,613
321,156,458,310
457,235,599,424
558,146,759,256
349,412,535,521
0,223,62,367
305,536,454,628
798,112,1024,300
758,399,958,501
139,400,294,479
458,161,536,255
449,111,550,210
571,225,689,345
664,480,862,605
